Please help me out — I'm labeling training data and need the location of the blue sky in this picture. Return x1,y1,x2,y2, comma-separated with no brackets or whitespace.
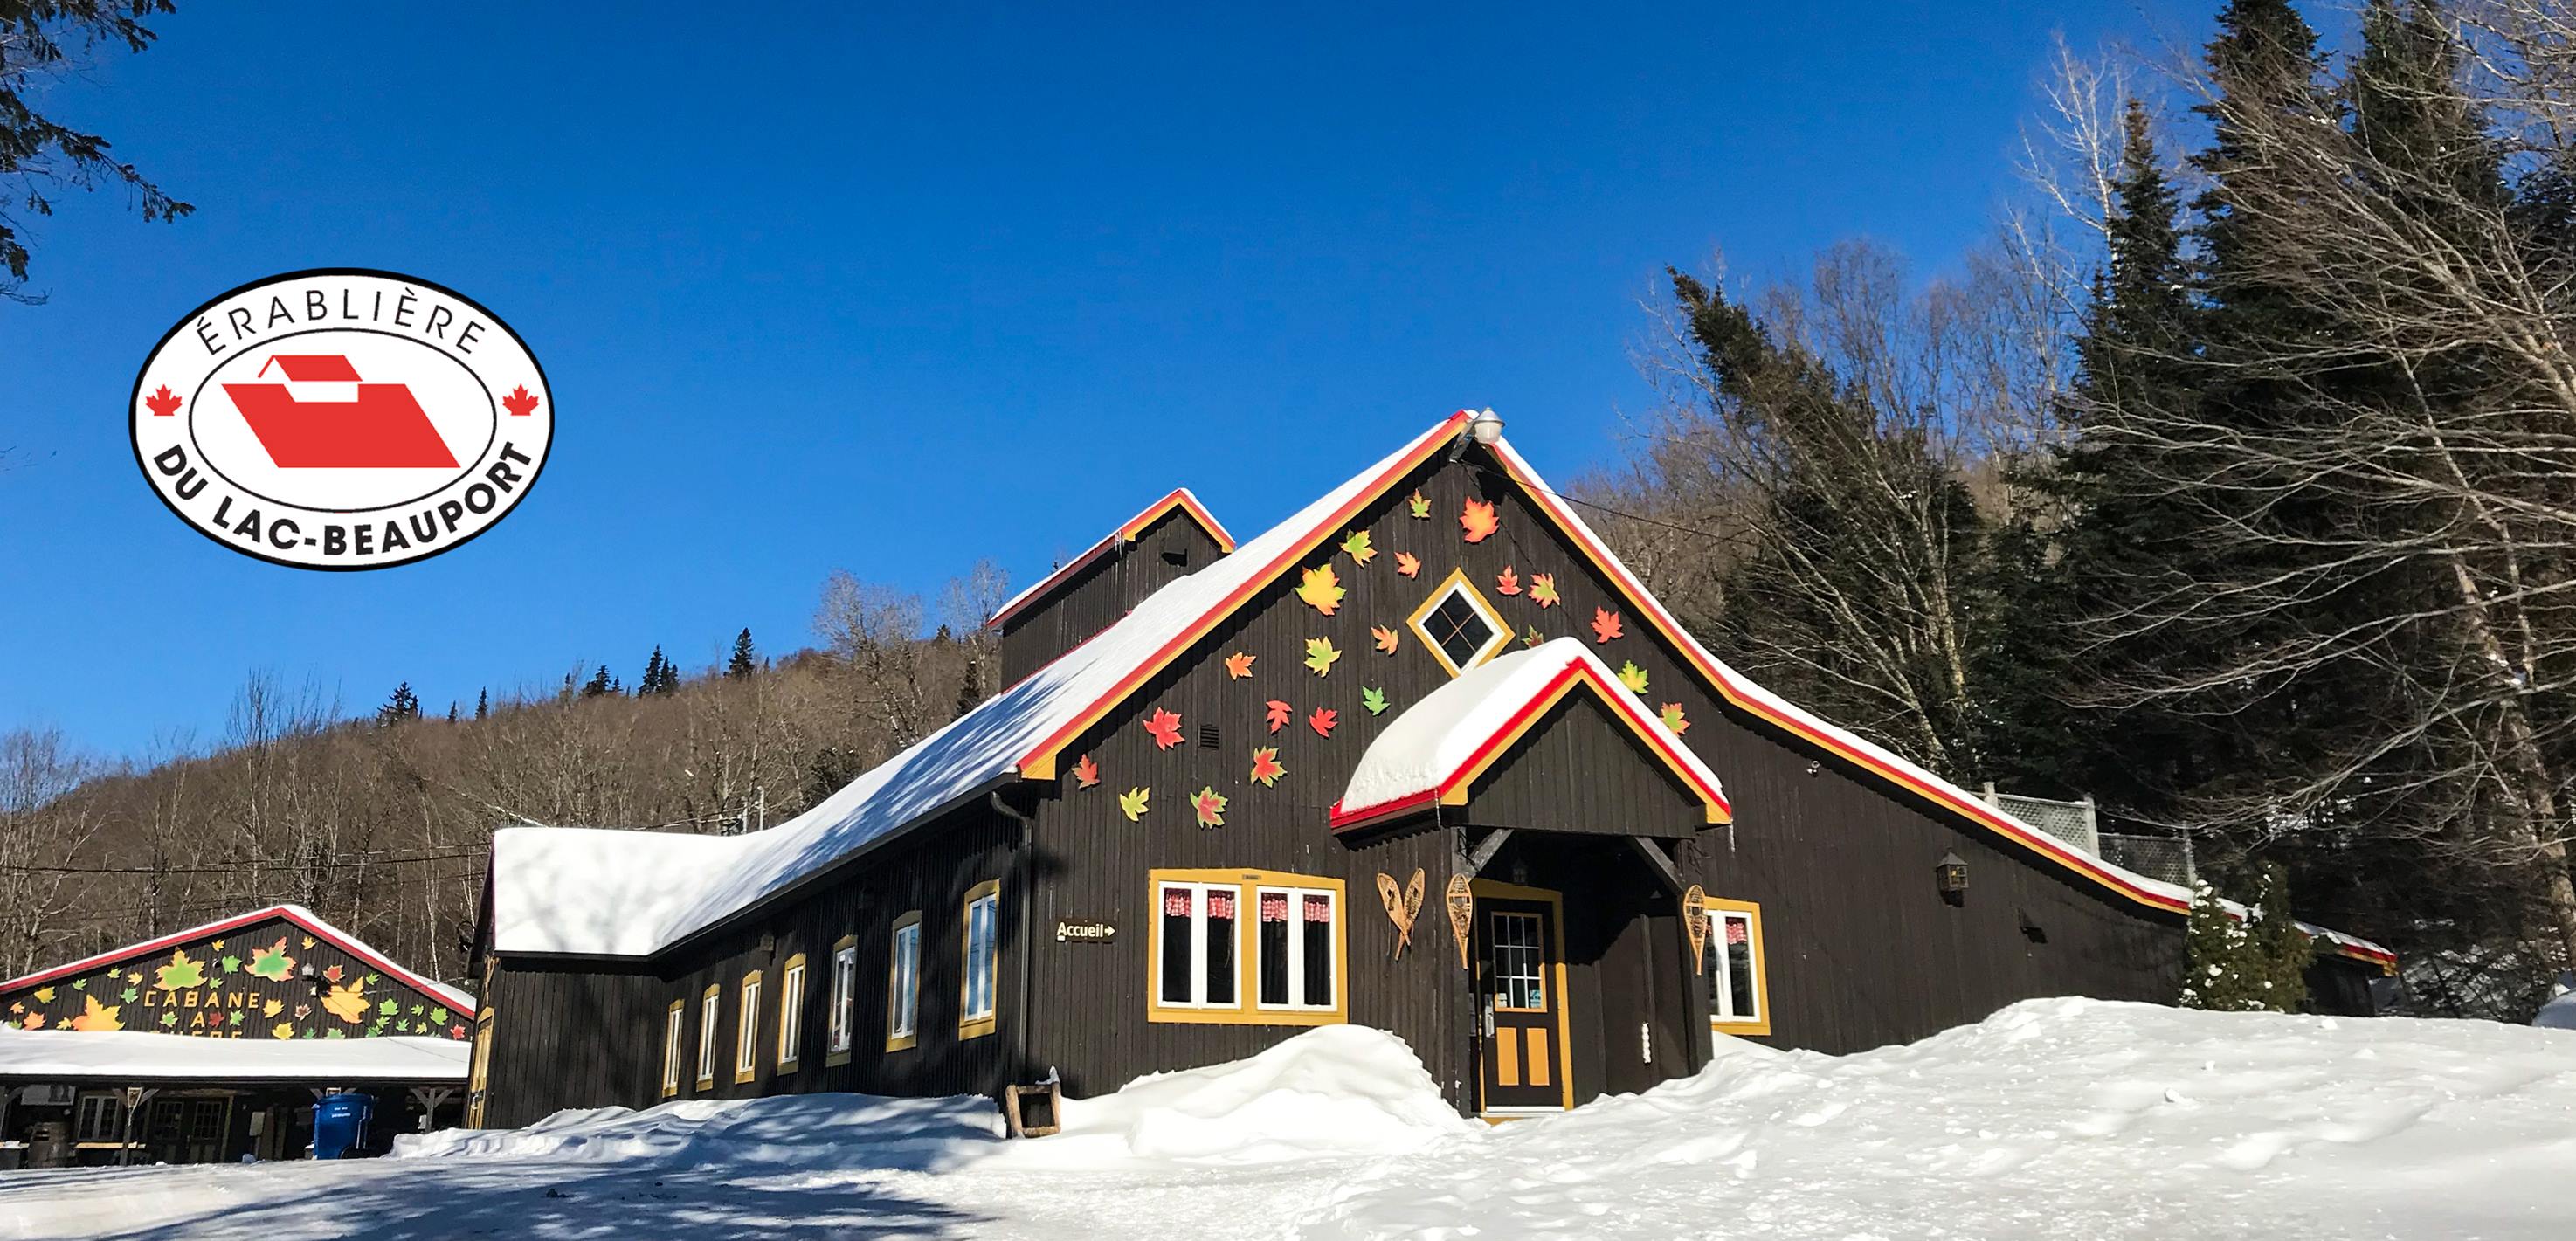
2,2,2209,759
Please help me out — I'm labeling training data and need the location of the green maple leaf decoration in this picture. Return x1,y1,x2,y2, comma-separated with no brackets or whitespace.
323,1029,345,1040
120,987,138,1003
1118,787,1150,822
378,998,399,1016
228,1010,245,1026
1407,491,1432,519
1341,529,1377,567
411,1003,425,1016
1619,661,1649,693
159,1012,178,1028
1304,637,1341,677
365,974,381,986
245,941,294,982
1361,686,1389,715
68,978,85,991
222,955,241,974
430,1006,450,1024
155,950,205,990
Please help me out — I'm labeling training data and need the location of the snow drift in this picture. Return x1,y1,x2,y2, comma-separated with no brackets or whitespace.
393,1093,1005,1172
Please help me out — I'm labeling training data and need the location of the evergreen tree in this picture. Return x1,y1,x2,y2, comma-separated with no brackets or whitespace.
2180,866,2315,1012
376,682,419,725
727,629,758,679
475,688,488,720
445,702,458,723
581,665,614,699
954,652,984,720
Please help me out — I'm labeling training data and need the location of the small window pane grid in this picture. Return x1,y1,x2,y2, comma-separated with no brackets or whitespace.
75,1094,118,1142
889,921,922,1042
1409,571,1513,677
1710,911,1760,1024
186,1100,226,1141
1254,887,1337,1010
1157,882,1240,1008
778,961,807,1066
964,893,999,1022
661,1004,685,1093
828,946,859,1054
1490,912,1546,1011
735,975,763,1079
696,992,720,1084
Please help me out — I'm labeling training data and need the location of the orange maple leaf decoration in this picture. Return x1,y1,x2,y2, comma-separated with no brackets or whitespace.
1393,552,1421,579
1371,625,1399,654
1295,563,1346,616
1461,498,1500,543
19,1010,44,1031
323,964,344,984
1223,652,1256,679
501,385,540,417
1265,700,1293,734
1249,747,1285,788
143,385,182,417
1591,607,1625,644
1143,707,1185,750
1073,754,1102,789
1528,573,1560,609
1659,703,1691,735
1495,566,1521,596
1308,707,1339,738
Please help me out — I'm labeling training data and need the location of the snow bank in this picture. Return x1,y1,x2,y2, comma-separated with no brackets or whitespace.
2534,989,2576,1029
393,1092,1004,1172
1013,1025,1474,1167
1312,997,2576,1239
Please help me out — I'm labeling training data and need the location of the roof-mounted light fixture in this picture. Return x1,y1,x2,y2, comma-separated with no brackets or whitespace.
1449,407,1506,459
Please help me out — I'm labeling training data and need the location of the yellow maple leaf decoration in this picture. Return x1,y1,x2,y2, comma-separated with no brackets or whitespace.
263,999,285,1018
1295,562,1345,616
1342,529,1377,567
31,986,52,1003
321,978,369,1024
1461,498,1500,543
67,995,123,1032
1117,787,1150,823
1304,636,1342,677
1619,660,1650,693
301,935,316,950
272,1021,296,1040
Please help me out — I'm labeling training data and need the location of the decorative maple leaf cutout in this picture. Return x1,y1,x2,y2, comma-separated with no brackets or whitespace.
1495,566,1521,596
1296,563,1346,616
1143,707,1185,750
127,971,141,984
272,1021,296,1040
451,1024,469,1039
1393,552,1421,579
294,1003,311,1018
1265,700,1294,733
119,987,137,1003
143,385,182,417
1524,624,1544,648
502,385,540,417
1191,786,1228,828
1529,573,1560,609
1619,660,1650,693
322,964,345,984
19,1010,43,1030
1371,625,1399,654
1308,707,1339,737
1660,703,1691,735
1249,747,1285,788
1361,686,1389,716
1117,787,1150,822
262,999,284,1018
155,948,205,991
68,995,122,1032
1591,607,1625,644
1223,652,1256,679
322,979,370,1024
1342,529,1377,567
1304,637,1341,677
1408,491,1432,519
1461,498,1500,543
69,978,85,991
1073,754,1101,789
248,940,293,982
31,987,51,1003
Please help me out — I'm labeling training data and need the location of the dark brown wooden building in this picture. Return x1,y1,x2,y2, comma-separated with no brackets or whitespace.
471,411,2396,1127
0,905,474,1164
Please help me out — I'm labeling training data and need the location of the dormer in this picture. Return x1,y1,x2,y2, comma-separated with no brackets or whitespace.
989,488,1233,682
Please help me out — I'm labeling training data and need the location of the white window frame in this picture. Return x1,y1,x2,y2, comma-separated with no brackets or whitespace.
695,986,720,1086
1155,879,1243,1010
1407,568,1514,677
1253,885,1340,1012
777,955,807,1070
961,880,1000,1038
827,939,859,1058
734,971,763,1083
1708,904,1767,1031
660,1001,686,1097
887,914,922,1050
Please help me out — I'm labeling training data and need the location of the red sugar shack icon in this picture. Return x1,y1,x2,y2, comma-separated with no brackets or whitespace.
222,354,459,469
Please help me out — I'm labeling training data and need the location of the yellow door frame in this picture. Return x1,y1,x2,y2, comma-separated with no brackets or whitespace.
1468,878,1574,1115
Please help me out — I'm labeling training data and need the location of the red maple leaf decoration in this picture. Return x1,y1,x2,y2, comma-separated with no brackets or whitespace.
323,964,344,983
1495,566,1521,596
450,1024,468,1039
143,385,182,417
1073,754,1101,789
502,385,540,417
1248,747,1286,788
1143,707,1185,750
1591,607,1625,644
1265,700,1293,734
1308,707,1338,738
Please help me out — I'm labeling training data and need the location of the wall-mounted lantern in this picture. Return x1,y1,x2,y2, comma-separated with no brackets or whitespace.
1935,852,1969,906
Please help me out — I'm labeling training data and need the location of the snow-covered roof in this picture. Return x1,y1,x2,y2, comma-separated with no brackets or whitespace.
984,487,1236,631
0,1028,468,1083
490,419,1469,958
3,904,477,1015
1330,639,1730,831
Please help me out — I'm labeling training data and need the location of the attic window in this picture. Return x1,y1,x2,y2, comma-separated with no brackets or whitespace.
1161,540,1191,567
1407,569,1512,677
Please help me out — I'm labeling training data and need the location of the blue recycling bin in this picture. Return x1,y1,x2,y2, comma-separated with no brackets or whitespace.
312,1091,373,1159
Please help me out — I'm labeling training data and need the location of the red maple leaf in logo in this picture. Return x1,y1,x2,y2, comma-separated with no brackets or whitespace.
143,386,182,417
502,385,540,417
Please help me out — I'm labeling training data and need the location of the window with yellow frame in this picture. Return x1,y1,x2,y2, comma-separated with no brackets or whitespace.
887,910,922,1051
695,984,721,1087
775,954,807,1072
660,999,686,1097
1704,897,1770,1036
734,969,763,1084
1407,567,1514,677
1148,868,1346,1025
959,879,1000,1040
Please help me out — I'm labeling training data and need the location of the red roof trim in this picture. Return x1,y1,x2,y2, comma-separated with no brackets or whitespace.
986,488,1237,631
1,905,477,1013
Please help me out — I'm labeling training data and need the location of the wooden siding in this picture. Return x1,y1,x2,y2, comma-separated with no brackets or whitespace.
1000,507,1227,683
1460,694,1708,839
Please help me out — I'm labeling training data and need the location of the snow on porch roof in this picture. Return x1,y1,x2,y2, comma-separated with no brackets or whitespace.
3,904,477,1016
488,417,1474,959
0,1028,468,1084
1330,638,1732,832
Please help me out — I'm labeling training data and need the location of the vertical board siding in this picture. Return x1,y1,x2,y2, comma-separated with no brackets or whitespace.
1001,509,1226,683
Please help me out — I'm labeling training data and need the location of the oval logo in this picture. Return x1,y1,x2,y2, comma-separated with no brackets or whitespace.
130,269,552,569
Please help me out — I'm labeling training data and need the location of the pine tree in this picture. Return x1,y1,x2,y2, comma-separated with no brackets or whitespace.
581,665,613,699
2179,866,2314,1013
445,702,458,723
727,629,758,679
376,682,419,725
475,688,488,720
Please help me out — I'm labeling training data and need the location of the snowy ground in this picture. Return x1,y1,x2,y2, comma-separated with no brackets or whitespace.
5,999,2573,1240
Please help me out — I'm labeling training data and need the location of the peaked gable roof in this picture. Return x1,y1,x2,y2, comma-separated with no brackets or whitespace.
2,904,477,1014
985,487,1237,631
1332,638,1730,831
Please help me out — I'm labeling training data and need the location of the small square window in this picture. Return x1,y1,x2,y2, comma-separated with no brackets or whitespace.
1407,569,1512,676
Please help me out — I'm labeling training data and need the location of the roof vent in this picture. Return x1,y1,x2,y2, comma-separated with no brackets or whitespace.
1198,724,1222,749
